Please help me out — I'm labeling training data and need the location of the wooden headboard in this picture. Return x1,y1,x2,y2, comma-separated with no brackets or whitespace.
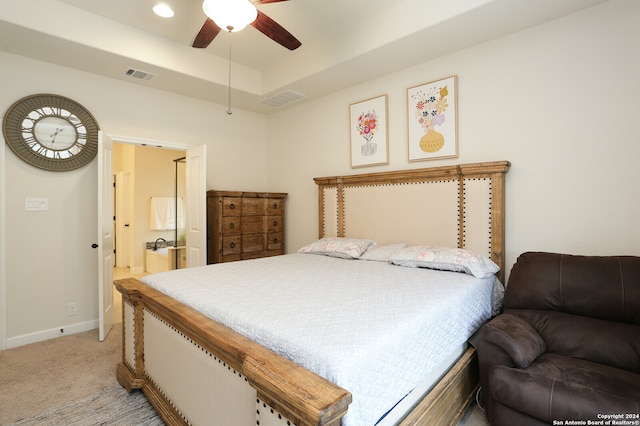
314,161,510,282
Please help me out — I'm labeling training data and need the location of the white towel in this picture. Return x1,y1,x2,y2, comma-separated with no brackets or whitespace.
149,197,175,230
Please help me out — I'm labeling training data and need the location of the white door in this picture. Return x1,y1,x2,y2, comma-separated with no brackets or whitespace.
185,145,207,267
98,131,114,341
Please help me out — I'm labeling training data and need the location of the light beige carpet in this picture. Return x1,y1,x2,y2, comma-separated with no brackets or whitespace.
0,325,123,424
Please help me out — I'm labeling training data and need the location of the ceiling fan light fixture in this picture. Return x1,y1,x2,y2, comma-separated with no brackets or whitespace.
202,0,258,32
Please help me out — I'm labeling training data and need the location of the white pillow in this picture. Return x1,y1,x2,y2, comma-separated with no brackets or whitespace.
390,245,499,278
360,243,408,261
297,237,376,259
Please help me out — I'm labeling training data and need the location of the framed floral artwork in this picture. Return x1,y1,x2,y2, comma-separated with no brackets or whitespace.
407,75,458,161
349,94,389,168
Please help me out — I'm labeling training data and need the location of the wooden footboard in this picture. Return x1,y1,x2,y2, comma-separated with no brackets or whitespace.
115,277,351,426
115,277,479,426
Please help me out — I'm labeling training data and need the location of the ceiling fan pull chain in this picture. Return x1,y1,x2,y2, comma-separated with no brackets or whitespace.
227,30,233,115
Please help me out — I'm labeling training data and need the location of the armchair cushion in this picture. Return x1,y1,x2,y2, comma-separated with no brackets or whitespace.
509,309,640,373
481,314,546,368
491,353,640,423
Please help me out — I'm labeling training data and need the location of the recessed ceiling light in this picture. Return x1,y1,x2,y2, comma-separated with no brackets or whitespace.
153,4,174,18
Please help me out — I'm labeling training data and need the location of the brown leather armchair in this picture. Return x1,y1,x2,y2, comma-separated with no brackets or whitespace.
474,252,640,425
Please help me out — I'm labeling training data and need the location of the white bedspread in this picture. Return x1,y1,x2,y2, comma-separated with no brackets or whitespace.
142,253,502,426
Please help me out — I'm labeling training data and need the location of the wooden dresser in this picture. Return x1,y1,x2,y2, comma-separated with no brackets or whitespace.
207,190,287,264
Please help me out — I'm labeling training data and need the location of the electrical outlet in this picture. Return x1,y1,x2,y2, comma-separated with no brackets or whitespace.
68,302,78,316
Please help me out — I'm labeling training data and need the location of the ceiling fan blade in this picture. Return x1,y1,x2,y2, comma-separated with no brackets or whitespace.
192,18,222,48
251,10,301,50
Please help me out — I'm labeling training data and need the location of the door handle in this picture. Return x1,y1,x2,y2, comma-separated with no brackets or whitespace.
91,243,99,249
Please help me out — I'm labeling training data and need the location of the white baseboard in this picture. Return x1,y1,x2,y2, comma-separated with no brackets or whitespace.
6,319,98,349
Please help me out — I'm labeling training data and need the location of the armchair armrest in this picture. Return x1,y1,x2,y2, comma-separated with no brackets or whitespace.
480,314,546,368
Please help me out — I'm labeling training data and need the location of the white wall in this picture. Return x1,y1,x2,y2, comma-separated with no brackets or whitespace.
1,53,269,346
268,0,640,277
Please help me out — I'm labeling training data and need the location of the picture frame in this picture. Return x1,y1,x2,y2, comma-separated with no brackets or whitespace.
407,75,458,161
349,94,389,168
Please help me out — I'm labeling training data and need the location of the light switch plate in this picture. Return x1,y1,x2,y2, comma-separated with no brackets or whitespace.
25,198,48,211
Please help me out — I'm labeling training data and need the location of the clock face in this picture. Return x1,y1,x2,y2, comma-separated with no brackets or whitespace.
32,115,78,151
3,94,99,171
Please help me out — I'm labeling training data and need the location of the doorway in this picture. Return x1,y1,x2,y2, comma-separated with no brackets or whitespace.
112,143,187,276
104,136,207,334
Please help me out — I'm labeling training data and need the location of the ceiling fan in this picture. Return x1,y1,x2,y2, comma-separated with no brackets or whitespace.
192,0,301,51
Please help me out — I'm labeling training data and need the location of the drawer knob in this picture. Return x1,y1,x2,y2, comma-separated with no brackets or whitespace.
229,223,235,229
230,203,235,209
230,242,236,248
273,203,278,209
273,220,278,226
273,238,278,243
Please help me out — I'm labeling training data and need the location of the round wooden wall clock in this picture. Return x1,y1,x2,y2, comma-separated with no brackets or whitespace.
3,94,100,171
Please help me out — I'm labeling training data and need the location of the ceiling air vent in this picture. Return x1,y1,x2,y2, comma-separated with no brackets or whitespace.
123,67,157,81
260,90,306,107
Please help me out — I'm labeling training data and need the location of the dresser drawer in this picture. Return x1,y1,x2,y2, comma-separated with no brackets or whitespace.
268,199,283,215
242,198,267,216
222,197,242,216
242,233,265,253
222,217,241,234
221,235,241,255
267,232,284,250
267,215,283,233
242,216,265,234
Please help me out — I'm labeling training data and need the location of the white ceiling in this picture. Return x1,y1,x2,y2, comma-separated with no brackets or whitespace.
1,0,608,114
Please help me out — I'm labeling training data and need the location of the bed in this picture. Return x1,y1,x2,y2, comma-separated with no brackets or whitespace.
115,160,510,426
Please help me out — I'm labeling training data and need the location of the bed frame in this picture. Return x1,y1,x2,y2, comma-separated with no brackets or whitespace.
115,160,510,426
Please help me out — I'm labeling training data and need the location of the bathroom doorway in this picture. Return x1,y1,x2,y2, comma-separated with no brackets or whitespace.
112,143,187,277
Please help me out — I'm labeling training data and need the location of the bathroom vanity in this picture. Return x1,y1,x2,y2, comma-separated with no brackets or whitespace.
146,246,187,273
